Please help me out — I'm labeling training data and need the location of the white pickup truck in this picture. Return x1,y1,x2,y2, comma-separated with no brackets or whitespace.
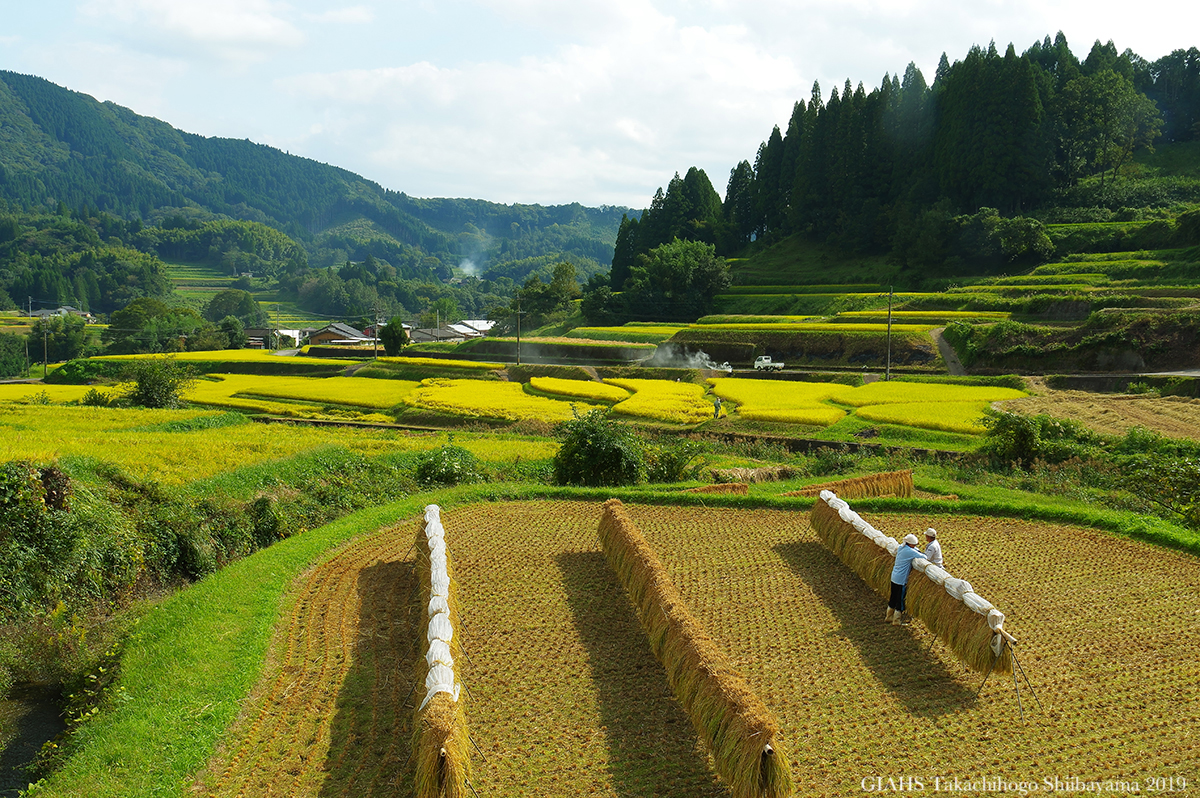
754,355,784,371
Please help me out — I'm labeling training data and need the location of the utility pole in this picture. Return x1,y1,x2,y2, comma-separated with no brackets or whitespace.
515,296,525,366
885,285,893,382
42,323,48,379
372,303,379,359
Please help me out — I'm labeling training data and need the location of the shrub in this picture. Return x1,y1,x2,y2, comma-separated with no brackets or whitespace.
80,387,117,407
553,408,645,487
980,411,1100,466
121,357,197,408
415,444,484,487
645,440,707,483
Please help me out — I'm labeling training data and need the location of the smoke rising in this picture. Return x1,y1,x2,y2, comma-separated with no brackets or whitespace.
648,344,732,372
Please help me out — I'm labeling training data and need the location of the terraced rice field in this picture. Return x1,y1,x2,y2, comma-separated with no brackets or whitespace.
199,501,1200,797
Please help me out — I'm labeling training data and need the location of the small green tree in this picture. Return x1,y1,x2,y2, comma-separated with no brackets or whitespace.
0,332,25,378
121,358,197,409
553,409,645,487
379,317,409,356
217,316,247,349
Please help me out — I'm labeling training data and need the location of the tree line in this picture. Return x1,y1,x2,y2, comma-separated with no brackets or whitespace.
609,35,1199,285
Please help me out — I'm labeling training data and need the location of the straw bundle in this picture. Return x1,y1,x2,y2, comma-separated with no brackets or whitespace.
711,466,799,484
598,499,794,798
809,493,1011,675
414,505,471,798
784,469,914,499
686,482,750,495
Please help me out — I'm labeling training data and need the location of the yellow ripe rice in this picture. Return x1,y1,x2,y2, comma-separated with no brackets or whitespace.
529,376,631,403
377,356,503,370
405,378,599,422
708,377,849,426
94,350,360,366
200,374,419,409
855,400,993,434
838,382,1027,407
605,378,719,424
0,384,105,404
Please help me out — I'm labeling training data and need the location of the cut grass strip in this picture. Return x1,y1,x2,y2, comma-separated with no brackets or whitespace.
598,499,794,798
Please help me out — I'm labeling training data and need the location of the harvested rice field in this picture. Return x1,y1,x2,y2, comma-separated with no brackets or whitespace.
199,501,1200,797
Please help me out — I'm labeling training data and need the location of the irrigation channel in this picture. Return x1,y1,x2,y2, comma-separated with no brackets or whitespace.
0,687,64,797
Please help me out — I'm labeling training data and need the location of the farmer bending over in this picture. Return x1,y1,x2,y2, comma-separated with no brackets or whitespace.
887,533,923,625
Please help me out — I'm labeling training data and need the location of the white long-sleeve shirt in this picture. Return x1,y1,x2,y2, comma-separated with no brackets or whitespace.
924,539,943,568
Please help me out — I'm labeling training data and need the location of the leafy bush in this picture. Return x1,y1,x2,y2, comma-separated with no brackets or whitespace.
80,387,117,407
121,357,197,408
553,409,646,487
415,444,484,486
980,411,1100,466
645,440,707,483
1128,457,1200,529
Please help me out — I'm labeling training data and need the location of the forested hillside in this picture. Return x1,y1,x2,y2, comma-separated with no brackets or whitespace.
0,70,625,289
610,35,1200,289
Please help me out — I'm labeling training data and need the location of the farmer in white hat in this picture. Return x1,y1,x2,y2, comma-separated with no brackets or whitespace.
886,533,923,625
923,528,943,568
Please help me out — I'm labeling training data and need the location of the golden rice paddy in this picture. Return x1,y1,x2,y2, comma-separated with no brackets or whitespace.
404,378,601,422
207,500,1200,796
606,378,722,424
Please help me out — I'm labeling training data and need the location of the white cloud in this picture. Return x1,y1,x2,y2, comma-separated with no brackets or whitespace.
304,6,375,25
277,11,802,204
79,0,304,66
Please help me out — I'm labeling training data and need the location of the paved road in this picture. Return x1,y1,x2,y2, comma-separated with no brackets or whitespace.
929,327,966,376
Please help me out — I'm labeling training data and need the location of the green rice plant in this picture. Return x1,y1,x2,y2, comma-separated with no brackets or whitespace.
854,401,993,434
695,322,935,333
597,499,794,798
606,378,720,424
528,376,632,403
414,510,471,798
809,498,1011,674
565,326,686,343
783,470,914,499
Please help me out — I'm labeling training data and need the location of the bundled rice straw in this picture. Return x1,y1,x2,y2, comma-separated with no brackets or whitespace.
413,505,471,798
783,469,914,499
809,493,1012,674
711,466,799,484
686,482,750,495
598,499,794,798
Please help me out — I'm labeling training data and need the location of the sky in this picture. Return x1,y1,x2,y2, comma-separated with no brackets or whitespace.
1,1,1195,209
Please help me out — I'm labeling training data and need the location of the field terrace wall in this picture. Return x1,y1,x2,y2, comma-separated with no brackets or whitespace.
810,492,1012,674
597,499,795,798
414,504,471,798
783,469,914,499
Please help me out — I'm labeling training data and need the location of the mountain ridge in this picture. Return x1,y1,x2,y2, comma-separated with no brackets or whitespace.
0,70,627,277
